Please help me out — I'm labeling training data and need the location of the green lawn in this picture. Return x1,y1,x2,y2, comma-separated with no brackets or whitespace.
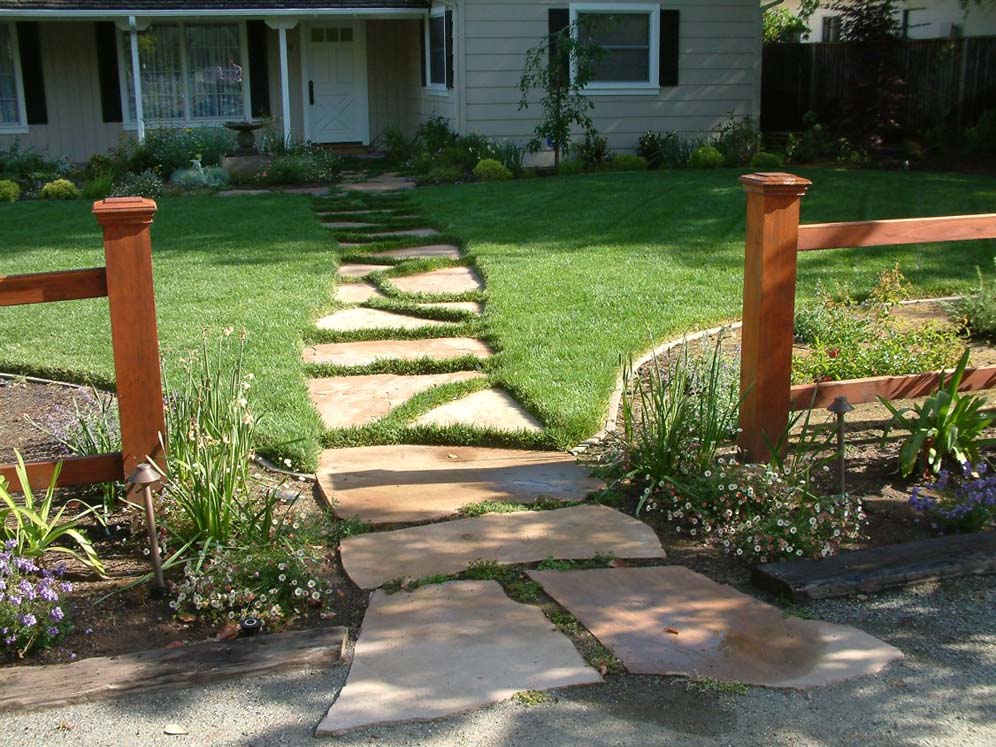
414,167,996,447
2,169,994,467
0,195,334,468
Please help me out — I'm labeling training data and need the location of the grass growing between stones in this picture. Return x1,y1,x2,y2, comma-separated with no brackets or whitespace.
536,554,614,571
457,497,581,517
685,677,750,696
513,690,553,707
413,168,996,448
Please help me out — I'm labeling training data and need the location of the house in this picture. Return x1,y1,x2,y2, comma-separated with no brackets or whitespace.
0,1,763,162
775,0,996,43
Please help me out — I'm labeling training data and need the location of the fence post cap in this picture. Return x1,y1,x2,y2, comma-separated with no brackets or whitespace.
92,197,158,226
740,172,812,197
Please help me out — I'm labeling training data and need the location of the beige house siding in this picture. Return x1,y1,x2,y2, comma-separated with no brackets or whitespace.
0,22,123,161
461,0,762,151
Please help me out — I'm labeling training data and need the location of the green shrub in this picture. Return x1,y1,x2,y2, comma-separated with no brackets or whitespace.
111,170,164,198
578,131,610,170
81,175,113,200
689,145,724,169
416,115,459,156
952,264,996,340
443,133,499,171
418,165,464,185
0,179,19,201
750,151,786,170
39,179,80,200
967,109,996,156
170,163,229,190
609,154,648,171
473,158,513,181
256,150,338,185
382,126,419,166
636,131,703,169
558,159,585,176
0,143,60,189
494,139,526,176
113,127,237,175
714,114,761,166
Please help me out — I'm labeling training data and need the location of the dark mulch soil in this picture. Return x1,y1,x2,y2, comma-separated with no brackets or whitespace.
0,377,91,464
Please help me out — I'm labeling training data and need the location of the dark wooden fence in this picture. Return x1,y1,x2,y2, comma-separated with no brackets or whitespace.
761,36,996,133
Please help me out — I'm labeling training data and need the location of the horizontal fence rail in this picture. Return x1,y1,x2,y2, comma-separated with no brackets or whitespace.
0,197,165,492
737,172,996,462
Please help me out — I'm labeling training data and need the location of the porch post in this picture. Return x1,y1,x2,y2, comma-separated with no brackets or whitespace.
128,16,145,143
278,27,291,145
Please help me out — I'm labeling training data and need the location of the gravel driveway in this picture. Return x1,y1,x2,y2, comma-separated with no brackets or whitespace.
2,574,994,747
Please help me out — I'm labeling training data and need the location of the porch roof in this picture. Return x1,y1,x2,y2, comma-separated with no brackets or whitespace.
0,0,429,13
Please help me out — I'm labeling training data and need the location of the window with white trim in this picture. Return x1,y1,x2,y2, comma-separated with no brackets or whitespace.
0,22,26,128
425,7,447,89
119,23,249,125
571,3,660,90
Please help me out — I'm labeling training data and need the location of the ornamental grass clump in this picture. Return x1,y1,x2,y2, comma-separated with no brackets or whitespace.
909,462,996,533
0,543,74,658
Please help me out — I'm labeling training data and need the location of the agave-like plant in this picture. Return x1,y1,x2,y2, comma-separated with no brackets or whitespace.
0,452,106,576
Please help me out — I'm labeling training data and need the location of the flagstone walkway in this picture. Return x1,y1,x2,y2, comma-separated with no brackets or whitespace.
304,172,902,737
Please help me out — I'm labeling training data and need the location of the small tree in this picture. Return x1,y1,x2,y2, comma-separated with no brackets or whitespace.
763,8,809,43
518,21,603,169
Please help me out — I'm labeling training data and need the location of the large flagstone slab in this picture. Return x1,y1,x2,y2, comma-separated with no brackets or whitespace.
302,337,493,367
341,174,415,192
373,245,462,260
323,221,376,229
527,566,903,689
317,445,604,524
315,307,455,332
416,387,542,432
419,300,483,314
315,581,601,735
334,282,385,304
308,371,484,429
341,504,666,589
390,266,484,295
368,228,441,239
337,263,387,278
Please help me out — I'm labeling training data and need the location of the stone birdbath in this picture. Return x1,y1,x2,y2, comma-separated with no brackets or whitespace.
224,120,265,156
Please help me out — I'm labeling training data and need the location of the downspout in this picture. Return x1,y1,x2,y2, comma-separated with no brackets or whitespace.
456,0,466,134
128,15,145,142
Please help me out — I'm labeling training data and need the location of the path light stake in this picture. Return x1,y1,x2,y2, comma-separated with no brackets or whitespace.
128,462,164,591
826,396,854,496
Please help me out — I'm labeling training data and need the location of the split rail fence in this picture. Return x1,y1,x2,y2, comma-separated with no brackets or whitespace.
737,173,996,462
0,197,165,491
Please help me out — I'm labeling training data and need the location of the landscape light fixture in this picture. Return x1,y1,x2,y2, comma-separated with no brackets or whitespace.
826,396,854,496
127,462,165,592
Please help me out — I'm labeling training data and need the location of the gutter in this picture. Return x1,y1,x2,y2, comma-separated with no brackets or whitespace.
0,8,427,19
761,0,786,11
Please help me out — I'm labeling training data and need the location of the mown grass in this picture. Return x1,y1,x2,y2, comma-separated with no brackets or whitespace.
413,167,996,447
0,194,334,469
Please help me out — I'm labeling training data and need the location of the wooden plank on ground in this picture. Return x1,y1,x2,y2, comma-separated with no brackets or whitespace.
751,531,996,602
0,626,348,714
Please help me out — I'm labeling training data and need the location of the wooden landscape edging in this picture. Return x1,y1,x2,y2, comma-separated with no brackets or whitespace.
0,626,348,714
0,197,166,491
737,172,996,462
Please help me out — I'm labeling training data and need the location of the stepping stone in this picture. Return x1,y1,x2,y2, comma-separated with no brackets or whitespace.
284,186,330,195
317,445,604,524
341,504,666,589
419,301,483,314
322,221,377,229
315,307,455,332
390,266,484,295
315,581,601,736
341,175,415,192
334,282,385,304
302,337,492,367
308,371,484,430
373,245,462,260
416,388,542,432
318,208,409,216
368,228,441,239
218,189,271,196
336,263,388,278
527,566,903,689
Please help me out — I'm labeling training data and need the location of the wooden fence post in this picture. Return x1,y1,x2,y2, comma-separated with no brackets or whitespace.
738,173,811,463
92,197,166,482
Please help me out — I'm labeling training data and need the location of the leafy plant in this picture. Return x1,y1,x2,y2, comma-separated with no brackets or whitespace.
609,154,648,171
416,165,464,185
111,169,164,198
689,145,724,169
170,160,229,190
0,453,105,575
967,109,996,156
880,348,995,477
909,462,996,533
473,158,513,181
494,139,526,176
382,126,419,166
763,7,809,42
416,115,459,157
112,126,237,176
558,159,585,176
750,151,786,170
518,19,603,168
713,114,761,166
39,179,80,200
0,142,61,191
636,131,703,169
81,175,113,200
0,545,75,658
578,131,610,170
256,151,338,185
951,263,996,340
0,179,19,201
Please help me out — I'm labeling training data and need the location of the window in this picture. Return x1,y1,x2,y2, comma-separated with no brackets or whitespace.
0,22,26,129
570,3,660,91
425,8,447,89
119,23,249,125
821,16,841,42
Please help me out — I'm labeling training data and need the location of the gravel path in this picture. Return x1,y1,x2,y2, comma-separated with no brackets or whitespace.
2,574,994,747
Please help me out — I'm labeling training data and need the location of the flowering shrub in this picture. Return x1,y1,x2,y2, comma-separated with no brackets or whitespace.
171,541,331,627
0,542,73,658
910,463,996,533
111,169,164,198
643,459,865,563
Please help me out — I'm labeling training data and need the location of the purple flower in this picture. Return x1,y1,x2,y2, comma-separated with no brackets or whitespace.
17,579,36,599
59,582,73,593
3,636,15,646
49,606,64,622
19,613,37,627
46,626,59,637
8,594,22,607
38,585,58,602
3,539,16,550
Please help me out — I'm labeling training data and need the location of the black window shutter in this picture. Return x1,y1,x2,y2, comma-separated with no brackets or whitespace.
445,9,454,89
16,23,47,125
547,9,569,86
419,18,427,87
94,22,122,123
660,9,680,87
246,20,270,117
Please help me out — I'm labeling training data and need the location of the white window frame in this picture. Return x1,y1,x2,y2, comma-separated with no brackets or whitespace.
0,21,29,133
115,20,252,130
424,5,449,96
570,2,660,96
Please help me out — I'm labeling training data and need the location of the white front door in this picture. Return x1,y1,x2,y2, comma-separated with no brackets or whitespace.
305,21,369,144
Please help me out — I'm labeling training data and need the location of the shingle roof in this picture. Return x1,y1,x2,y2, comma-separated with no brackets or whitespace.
0,1,428,10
